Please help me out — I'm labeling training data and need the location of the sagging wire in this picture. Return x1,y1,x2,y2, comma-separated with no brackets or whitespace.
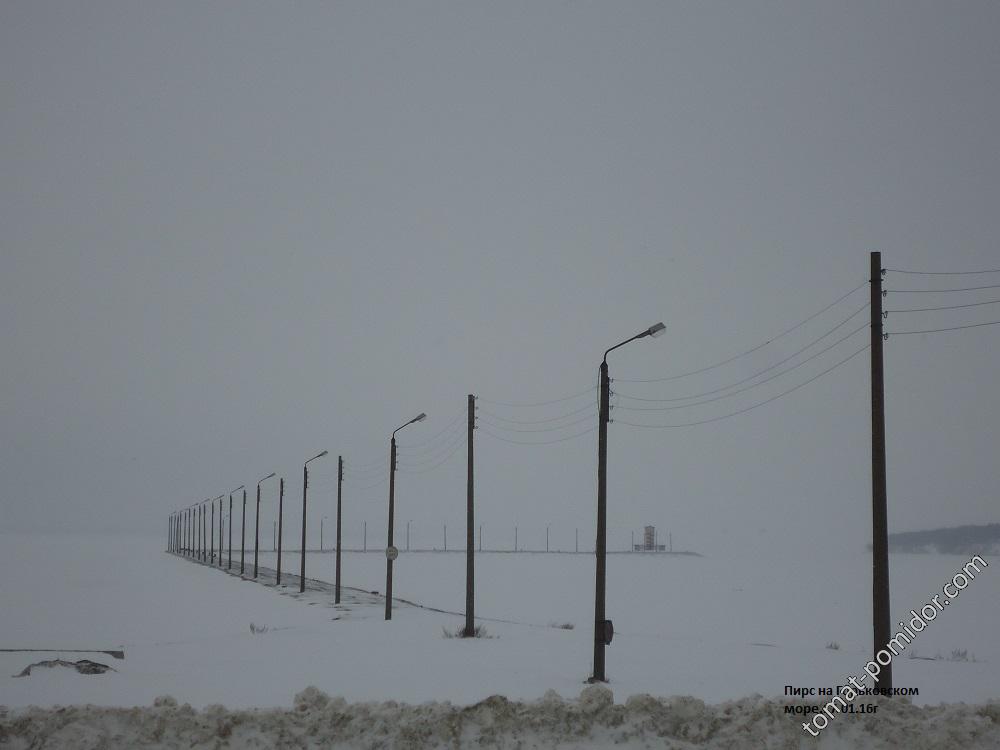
614,317,869,404
616,344,870,429
615,281,868,384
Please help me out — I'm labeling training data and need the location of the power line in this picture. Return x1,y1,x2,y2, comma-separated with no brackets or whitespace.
477,400,596,425
478,424,597,446
887,284,1000,293
615,344,869,429
614,317,869,404
343,456,386,471
396,420,465,457
395,411,465,450
888,319,1000,336
615,281,868,384
397,430,466,466
615,322,869,412
341,461,390,479
342,473,389,490
398,441,465,474
886,268,1000,276
477,410,596,433
477,385,597,408
885,298,1000,314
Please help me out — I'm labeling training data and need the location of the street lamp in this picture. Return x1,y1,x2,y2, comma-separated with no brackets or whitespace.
255,473,276,578
385,412,426,620
300,450,329,593
229,486,244,570
591,321,665,683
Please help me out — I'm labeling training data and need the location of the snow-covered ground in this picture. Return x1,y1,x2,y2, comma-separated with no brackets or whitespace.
0,533,997,747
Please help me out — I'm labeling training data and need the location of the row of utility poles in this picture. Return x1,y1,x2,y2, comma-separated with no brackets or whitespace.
169,252,893,685
169,514,663,556
168,404,477,638
168,457,324,597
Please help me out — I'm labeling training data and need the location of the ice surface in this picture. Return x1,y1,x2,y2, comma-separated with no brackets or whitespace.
0,532,996,747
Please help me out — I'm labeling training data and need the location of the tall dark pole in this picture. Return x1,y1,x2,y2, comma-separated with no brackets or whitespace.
253,476,275,578
200,504,204,560
299,453,326,593
254,482,261,578
300,463,308,592
228,494,233,569
241,488,247,575
870,251,892,690
385,436,396,620
465,394,475,636
590,322,665,683
592,358,610,682
210,502,215,562
335,456,343,604
277,477,284,585
219,497,224,566
385,413,424,620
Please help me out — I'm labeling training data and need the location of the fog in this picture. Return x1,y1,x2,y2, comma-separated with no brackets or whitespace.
3,2,998,562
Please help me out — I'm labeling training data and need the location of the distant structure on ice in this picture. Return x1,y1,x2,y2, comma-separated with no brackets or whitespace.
633,525,668,552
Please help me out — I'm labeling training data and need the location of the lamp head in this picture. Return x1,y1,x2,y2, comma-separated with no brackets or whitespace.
412,413,427,423
646,322,666,338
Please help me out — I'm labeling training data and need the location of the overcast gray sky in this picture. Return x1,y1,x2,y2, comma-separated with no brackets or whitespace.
2,1,998,559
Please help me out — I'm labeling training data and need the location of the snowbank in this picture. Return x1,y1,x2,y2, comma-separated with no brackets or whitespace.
2,686,998,749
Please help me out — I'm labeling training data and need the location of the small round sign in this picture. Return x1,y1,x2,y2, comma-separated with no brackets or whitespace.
386,545,399,561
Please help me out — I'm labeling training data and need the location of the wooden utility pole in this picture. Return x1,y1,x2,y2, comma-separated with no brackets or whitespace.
870,251,892,690
335,456,343,604
465,394,475,636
